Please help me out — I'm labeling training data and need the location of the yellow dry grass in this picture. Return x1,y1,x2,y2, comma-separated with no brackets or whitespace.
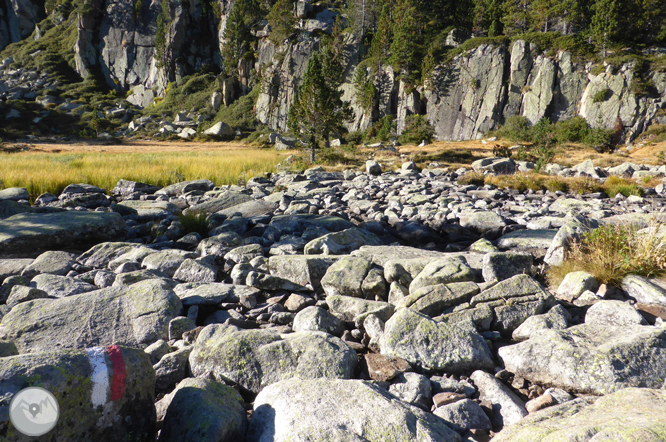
0,141,284,198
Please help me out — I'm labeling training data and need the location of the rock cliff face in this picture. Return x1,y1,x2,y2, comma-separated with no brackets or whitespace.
1,0,665,142
75,0,222,92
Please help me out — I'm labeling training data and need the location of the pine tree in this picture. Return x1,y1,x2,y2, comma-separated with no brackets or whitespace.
590,0,618,57
267,0,296,45
221,0,257,76
288,52,354,163
502,0,531,35
389,0,424,84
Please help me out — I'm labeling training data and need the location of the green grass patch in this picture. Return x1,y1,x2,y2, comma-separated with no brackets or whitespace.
178,211,209,237
548,223,666,287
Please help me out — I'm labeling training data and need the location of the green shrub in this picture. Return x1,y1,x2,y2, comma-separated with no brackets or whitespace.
398,115,434,145
593,88,610,103
346,131,363,146
364,115,396,143
492,115,531,141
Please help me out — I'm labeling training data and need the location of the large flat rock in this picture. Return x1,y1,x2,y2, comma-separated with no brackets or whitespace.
498,323,666,395
247,379,460,442
189,325,357,393
492,388,666,442
0,279,182,353
0,211,127,258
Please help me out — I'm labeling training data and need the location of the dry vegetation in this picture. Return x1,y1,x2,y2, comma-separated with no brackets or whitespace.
548,223,666,288
0,141,284,198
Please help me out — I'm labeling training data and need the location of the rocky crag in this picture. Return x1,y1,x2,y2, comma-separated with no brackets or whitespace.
1,157,666,440
1,0,666,142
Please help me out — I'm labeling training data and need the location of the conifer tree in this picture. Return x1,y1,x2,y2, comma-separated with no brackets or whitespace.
590,0,618,57
288,52,354,163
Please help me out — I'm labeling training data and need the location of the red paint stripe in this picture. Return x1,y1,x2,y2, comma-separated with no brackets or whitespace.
107,345,126,401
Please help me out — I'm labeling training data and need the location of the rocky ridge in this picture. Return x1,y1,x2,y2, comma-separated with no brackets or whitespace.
1,157,666,440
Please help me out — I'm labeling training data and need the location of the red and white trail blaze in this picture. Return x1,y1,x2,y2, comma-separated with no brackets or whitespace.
85,345,126,407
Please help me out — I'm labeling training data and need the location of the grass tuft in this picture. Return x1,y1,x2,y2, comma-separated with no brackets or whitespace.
548,223,666,287
178,211,209,237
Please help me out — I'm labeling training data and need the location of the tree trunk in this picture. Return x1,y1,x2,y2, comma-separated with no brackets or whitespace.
310,145,315,163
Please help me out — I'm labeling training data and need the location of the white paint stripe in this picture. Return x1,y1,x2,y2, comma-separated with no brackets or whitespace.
85,347,109,407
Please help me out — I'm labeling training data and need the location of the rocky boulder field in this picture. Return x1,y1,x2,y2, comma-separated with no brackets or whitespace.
2,156,666,441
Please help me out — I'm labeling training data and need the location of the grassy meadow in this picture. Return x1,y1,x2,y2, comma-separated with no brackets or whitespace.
0,146,284,198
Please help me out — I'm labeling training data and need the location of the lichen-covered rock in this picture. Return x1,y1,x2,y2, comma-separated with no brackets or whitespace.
498,323,666,395
0,279,182,353
380,308,494,372
0,346,155,441
492,388,666,442
327,294,394,325
247,378,461,442
433,399,492,434
30,273,96,298
0,212,127,258
458,211,507,237
321,256,372,298
512,304,570,341
468,274,554,335
268,255,339,292
556,271,599,302
481,252,532,283
409,257,475,293
189,324,357,393
304,227,382,255
173,258,217,283
158,377,247,442
470,370,527,430
293,306,346,336
396,282,479,317
21,251,78,278
584,300,647,326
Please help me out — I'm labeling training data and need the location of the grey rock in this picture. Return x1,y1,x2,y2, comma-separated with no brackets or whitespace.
498,323,666,394
169,316,196,340
584,300,647,326
304,227,381,255
470,370,527,430
30,273,96,298
0,259,33,283
556,271,599,302
112,179,161,197
0,279,182,353
6,285,50,308
184,191,253,216
21,251,78,278
492,388,666,442
142,250,191,278
247,379,460,442
321,257,372,298
269,255,339,292
433,399,492,434
366,160,382,175
154,346,193,393
481,252,532,283
189,325,357,393
388,372,432,410
327,294,394,324
0,211,127,258
459,211,507,237
409,257,475,293
0,347,155,441
203,121,232,136
0,187,29,201
293,306,346,336
471,157,516,174
396,282,479,317
246,271,306,291
544,216,598,266
380,308,494,372
175,283,260,306
157,377,247,442
145,339,170,364
512,304,570,341
174,259,217,283
156,180,215,197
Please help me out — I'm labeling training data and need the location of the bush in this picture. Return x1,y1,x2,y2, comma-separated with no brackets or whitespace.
398,115,434,145
492,115,531,141
602,176,643,198
364,115,395,143
178,211,209,237
593,88,610,103
346,131,364,146
548,223,666,287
